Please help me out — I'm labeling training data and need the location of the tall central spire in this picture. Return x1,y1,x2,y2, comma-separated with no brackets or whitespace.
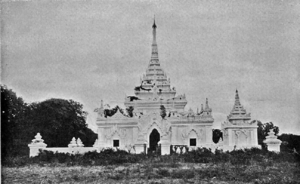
152,18,157,43
151,17,159,63
129,18,180,105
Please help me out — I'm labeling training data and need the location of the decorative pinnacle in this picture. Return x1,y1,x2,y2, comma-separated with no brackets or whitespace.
205,98,209,109
152,15,157,29
151,17,158,61
100,100,103,108
235,90,241,106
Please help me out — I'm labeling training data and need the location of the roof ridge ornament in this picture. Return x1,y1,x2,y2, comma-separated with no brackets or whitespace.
205,98,209,109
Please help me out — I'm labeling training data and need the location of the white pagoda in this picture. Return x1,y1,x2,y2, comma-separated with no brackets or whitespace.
221,90,260,150
94,20,214,155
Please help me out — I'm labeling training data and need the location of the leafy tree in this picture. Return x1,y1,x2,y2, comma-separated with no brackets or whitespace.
26,98,97,147
1,85,97,157
126,106,134,117
252,120,279,149
278,134,300,153
160,105,166,119
212,129,223,144
1,85,29,157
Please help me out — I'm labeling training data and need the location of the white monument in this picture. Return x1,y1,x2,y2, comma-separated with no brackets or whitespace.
264,129,281,152
94,20,214,155
28,19,261,157
28,133,47,157
221,90,260,151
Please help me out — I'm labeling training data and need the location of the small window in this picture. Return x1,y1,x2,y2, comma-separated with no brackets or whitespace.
190,138,196,146
113,140,119,147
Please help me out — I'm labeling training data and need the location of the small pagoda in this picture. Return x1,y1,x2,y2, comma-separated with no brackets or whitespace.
264,129,281,152
221,90,260,150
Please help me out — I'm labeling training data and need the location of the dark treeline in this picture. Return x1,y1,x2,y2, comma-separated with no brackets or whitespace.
1,85,97,158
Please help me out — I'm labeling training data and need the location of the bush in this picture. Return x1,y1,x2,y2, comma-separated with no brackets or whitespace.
2,147,299,167
157,168,171,177
182,147,214,163
197,168,223,179
171,169,195,179
21,149,147,166
214,149,230,163
2,156,31,167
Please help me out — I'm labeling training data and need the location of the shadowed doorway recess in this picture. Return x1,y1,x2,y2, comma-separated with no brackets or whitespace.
149,129,160,153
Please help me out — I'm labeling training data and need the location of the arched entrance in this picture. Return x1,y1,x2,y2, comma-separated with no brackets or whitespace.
149,129,160,153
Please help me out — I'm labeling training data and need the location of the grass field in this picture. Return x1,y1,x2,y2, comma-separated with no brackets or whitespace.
2,161,300,183
2,148,300,183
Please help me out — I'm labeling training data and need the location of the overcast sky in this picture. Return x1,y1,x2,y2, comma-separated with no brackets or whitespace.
2,0,300,135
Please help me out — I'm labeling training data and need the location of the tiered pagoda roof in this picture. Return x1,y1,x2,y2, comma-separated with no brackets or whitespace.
134,19,175,99
227,90,251,121
96,18,214,124
125,19,187,112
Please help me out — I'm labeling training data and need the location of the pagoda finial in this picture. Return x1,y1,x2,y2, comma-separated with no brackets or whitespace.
100,100,103,109
150,17,159,63
152,17,157,44
235,90,241,106
152,15,156,29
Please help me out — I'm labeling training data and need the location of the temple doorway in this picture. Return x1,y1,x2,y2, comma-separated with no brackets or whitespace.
149,129,160,153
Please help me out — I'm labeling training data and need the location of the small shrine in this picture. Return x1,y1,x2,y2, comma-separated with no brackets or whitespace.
221,90,260,150
264,129,282,152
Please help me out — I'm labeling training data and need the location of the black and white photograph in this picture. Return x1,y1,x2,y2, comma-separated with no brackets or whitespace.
1,0,300,183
